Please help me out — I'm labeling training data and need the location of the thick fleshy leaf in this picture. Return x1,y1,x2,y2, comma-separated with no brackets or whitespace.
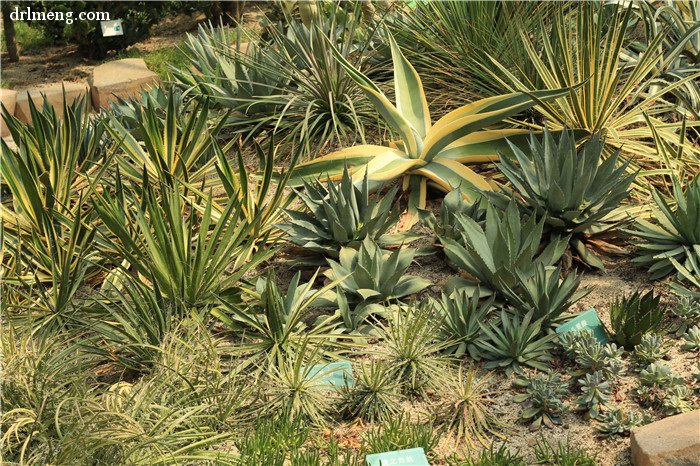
389,34,431,138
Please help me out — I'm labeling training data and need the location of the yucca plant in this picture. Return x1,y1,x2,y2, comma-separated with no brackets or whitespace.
212,270,348,366
478,310,556,375
324,238,431,312
499,264,589,330
632,175,700,279
608,290,667,350
513,372,568,428
278,167,404,262
440,200,568,295
288,33,571,225
92,171,272,309
628,0,700,118
488,2,700,188
338,360,403,423
437,287,493,358
495,129,635,268
439,366,505,449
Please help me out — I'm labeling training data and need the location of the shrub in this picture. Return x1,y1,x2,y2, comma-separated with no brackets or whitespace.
437,288,493,358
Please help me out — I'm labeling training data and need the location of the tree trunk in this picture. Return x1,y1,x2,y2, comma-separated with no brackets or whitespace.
2,1,19,62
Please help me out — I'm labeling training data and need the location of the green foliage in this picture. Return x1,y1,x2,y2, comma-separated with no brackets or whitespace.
681,325,700,351
437,288,493,358
672,296,700,335
575,371,612,419
562,330,626,379
596,409,649,438
439,366,505,449
609,290,667,349
662,385,696,414
632,176,700,279
533,437,598,466
478,310,556,375
421,187,487,241
513,372,568,428
236,417,311,466
449,443,526,466
495,128,635,268
362,414,440,456
338,360,402,423
634,333,670,365
325,238,431,312
376,303,451,395
440,200,568,295
635,362,684,408
278,167,402,262
500,264,589,330
212,270,347,366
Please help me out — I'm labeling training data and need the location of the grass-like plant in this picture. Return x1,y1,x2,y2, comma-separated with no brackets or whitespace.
338,360,403,423
439,366,505,449
362,413,440,456
608,290,667,350
495,128,636,268
533,437,598,466
478,310,556,375
376,303,451,395
450,443,526,466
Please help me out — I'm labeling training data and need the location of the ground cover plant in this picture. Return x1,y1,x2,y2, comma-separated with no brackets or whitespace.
2,1,700,465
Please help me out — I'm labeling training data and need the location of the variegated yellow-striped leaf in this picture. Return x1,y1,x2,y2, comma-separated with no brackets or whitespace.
389,34,431,139
413,157,492,193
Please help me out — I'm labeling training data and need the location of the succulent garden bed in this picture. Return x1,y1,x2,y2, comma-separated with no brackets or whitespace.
1,1,699,465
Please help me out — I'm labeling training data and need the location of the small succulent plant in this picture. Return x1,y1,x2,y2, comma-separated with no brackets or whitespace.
663,385,695,415
559,330,595,360
681,325,700,352
513,372,568,428
609,290,667,350
573,340,626,379
596,409,648,437
671,297,700,335
634,333,670,365
635,363,684,407
575,371,612,419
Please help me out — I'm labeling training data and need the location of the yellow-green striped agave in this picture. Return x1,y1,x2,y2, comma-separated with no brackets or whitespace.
288,34,571,225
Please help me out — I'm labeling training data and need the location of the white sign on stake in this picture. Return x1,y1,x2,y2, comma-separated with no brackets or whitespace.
100,19,124,37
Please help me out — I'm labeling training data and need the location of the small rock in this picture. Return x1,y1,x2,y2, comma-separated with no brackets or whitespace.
88,58,160,109
630,410,700,466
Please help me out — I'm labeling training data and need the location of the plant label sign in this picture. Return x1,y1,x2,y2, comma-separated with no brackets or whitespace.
101,19,124,37
366,447,429,466
305,361,354,389
556,308,608,343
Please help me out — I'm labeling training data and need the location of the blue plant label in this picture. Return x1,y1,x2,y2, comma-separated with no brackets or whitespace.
305,361,354,389
366,447,429,466
556,308,608,343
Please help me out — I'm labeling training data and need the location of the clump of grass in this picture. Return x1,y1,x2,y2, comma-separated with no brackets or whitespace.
534,437,598,465
115,42,190,80
362,413,440,456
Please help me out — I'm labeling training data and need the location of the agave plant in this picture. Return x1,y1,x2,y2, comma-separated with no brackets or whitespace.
288,33,571,224
278,166,404,262
495,128,636,268
608,290,667,350
499,264,589,330
421,187,487,241
324,238,431,311
437,287,493,358
439,200,568,295
632,176,700,279
488,2,700,187
212,270,348,366
478,310,556,375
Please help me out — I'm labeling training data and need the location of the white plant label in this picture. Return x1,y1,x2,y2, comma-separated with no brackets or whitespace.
100,19,124,37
